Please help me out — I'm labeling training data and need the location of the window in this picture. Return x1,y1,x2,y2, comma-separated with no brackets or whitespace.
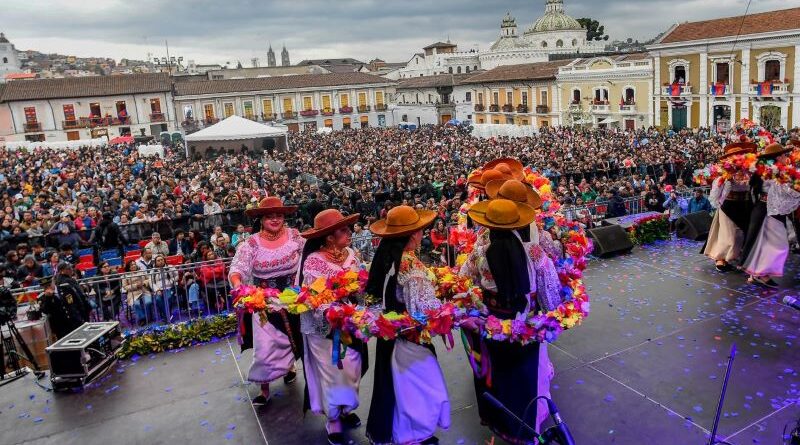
594,88,609,102
572,39,577,46
521,91,528,106
556,39,563,48
428,94,432,103
466,66,470,73
765,60,781,81
282,97,293,112
540,90,548,105
465,92,472,102
457,66,462,74
302,96,313,111
262,99,273,116
150,98,161,113
203,104,215,119
402,114,408,122
23,106,37,124
340,94,349,107
223,102,234,118
477,92,483,104
62,104,75,122
572,89,581,103
474,65,478,71
115,101,128,120
90,102,101,116
674,66,686,83
715,63,730,84
2,57,7,64
448,67,453,74
541,121,549,127
541,41,548,48
506,91,513,105
401,94,406,103
243,101,254,118
624,88,635,104
493,92,499,105
375,91,384,106
322,95,332,111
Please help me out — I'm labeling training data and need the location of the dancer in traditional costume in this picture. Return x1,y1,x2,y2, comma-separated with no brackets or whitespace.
229,197,305,405
743,143,800,287
703,142,756,271
460,199,557,443
365,205,450,445
298,209,365,445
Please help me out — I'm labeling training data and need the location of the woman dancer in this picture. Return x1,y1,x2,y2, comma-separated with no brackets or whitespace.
229,197,304,405
461,199,555,443
366,205,450,445
298,209,365,445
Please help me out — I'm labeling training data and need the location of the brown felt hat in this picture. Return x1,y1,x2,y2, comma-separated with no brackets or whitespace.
300,209,360,239
483,157,525,181
245,197,298,218
468,199,536,230
758,142,793,159
484,179,542,209
369,205,437,238
719,141,757,160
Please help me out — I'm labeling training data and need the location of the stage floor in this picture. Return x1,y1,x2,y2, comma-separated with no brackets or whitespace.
1,239,798,445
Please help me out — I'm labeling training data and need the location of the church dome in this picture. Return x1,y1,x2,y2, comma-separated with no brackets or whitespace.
526,0,583,34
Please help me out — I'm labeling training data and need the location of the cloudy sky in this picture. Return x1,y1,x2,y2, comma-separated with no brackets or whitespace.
3,0,800,66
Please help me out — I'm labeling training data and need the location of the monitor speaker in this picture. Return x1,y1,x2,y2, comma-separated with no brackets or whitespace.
587,224,634,257
676,211,712,241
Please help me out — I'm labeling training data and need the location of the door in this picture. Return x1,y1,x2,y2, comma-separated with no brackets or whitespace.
66,131,80,141
440,114,451,124
625,119,635,130
672,107,687,130
713,105,731,133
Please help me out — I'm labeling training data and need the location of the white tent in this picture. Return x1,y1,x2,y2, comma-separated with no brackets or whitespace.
184,115,288,158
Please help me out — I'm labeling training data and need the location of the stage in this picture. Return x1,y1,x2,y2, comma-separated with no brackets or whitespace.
1,239,798,445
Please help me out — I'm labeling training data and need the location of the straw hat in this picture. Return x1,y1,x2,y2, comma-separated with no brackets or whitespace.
719,141,757,160
759,142,793,159
244,196,297,218
484,179,542,209
369,205,436,238
468,199,537,230
300,209,360,239
483,157,525,181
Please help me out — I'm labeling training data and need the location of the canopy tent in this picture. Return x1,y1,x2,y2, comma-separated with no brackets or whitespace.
184,115,288,159
138,144,165,158
3,136,108,151
109,135,134,145
470,124,537,139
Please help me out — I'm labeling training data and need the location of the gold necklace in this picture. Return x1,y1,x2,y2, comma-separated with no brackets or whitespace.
261,227,285,241
321,245,347,264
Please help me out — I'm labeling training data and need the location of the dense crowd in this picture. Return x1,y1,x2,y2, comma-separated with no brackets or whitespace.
0,124,767,292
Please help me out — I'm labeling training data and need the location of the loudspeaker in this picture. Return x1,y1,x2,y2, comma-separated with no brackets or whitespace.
587,224,634,257
46,322,122,391
676,211,712,241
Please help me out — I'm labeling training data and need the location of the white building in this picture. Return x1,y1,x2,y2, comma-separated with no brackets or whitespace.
388,42,480,80
0,32,22,81
393,73,475,126
0,73,176,142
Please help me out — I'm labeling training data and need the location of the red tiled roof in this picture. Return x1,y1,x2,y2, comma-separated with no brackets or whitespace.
0,73,170,101
461,60,571,84
659,7,800,44
174,72,393,96
4,73,37,80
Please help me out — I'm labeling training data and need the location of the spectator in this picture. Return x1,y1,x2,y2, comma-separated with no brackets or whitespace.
231,224,250,248
89,212,128,254
169,230,192,257
135,247,154,271
209,226,230,246
604,190,628,218
41,251,61,277
39,270,91,339
16,254,43,287
94,260,122,321
122,261,154,326
687,188,713,214
351,222,373,260
198,250,227,313
212,236,231,258
150,254,179,322
59,244,78,265
663,186,688,231
183,272,201,316
145,232,170,257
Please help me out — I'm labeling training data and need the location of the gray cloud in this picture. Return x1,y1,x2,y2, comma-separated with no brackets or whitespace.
4,0,799,65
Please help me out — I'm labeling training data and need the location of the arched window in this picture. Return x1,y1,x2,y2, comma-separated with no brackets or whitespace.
572,89,581,104
2,57,6,64
624,88,635,104
465,66,470,73
448,67,453,74
457,66,462,74
674,66,686,84
556,40,563,48
541,41,548,48
474,65,478,71
572,39,577,47
765,60,781,81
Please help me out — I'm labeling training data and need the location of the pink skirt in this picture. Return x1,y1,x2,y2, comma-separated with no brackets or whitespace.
247,316,294,384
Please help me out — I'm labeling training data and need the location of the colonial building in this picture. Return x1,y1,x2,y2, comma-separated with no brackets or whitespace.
394,73,474,126
173,72,395,132
0,73,175,142
464,60,570,128
388,42,480,80
0,32,23,81
648,7,800,130
557,53,654,129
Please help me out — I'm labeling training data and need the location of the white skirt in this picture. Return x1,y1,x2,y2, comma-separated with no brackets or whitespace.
704,210,743,262
743,215,789,277
391,339,451,445
303,334,362,420
247,316,294,384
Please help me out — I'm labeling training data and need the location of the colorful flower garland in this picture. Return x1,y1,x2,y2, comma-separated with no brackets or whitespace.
626,214,670,245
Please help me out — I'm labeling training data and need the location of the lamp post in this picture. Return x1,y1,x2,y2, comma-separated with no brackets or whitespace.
152,41,184,74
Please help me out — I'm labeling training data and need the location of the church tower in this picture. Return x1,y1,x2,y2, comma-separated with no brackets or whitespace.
0,32,22,80
281,45,290,67
500,12,517,38
267,43,276,67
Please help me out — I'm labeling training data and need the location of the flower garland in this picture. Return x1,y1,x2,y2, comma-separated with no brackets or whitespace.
626,214,670,245
117,312,238,359
269,268,369,315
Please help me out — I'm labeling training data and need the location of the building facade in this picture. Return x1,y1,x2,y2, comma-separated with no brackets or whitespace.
557,53,654,129
464,60,570,128
173,72,395,132
0,73,175,142
393,74,474,126
0,32,22,81
388,42,480,80
648,7,800,130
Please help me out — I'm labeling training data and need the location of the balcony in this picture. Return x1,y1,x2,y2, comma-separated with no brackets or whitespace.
299,109,319,117
501,104,514,113
619,103,637,113
261,113,277,121
81,116,131,127
708,83,731,96
662,83,692,96
568,102,582,112
24,122,42,132
516,104,529,113
321,108,335,116
357,105,371,113
749,81,790,97
339,106,353,114
591,103,611,113
474,104,485,112
150,112,166,122
489,104,500,112
375,104,388,112
62,119,85,129
535,105,549,114
282,112,298,120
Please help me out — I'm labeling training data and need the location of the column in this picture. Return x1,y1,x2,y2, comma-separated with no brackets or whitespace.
740,48,750,120
653,55,661,127
699,51,708,127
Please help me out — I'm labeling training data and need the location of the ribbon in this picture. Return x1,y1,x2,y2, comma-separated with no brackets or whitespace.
331,329,345,369
460,329,492,388
442,332,455,351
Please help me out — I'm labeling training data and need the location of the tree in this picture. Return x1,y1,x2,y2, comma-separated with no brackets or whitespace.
577,18,609,41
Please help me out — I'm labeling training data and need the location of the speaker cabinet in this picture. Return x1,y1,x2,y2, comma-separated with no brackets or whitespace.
676,211,712,241
588,225,634,257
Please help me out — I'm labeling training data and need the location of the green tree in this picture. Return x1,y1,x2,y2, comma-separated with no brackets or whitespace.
577,18,609,41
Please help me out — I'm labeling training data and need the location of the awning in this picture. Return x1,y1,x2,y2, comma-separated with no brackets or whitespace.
185,115,287,142
598,118,619,124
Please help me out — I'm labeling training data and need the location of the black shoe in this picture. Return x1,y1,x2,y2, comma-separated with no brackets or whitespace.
342,412,361,429
421,436,439,444
715,263,731,272
251,394,271,405
283,371,297,385
754,277,780,288
327,432,346,445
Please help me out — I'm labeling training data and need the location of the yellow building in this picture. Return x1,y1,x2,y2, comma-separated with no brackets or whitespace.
557,53,653,129
462,60,570,128
648,7,800,130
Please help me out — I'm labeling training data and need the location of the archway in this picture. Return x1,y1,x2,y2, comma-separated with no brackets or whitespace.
760,105,781,129
713,105,731,133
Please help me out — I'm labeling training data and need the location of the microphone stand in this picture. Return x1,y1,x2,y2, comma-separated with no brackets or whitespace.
707,343,736,445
